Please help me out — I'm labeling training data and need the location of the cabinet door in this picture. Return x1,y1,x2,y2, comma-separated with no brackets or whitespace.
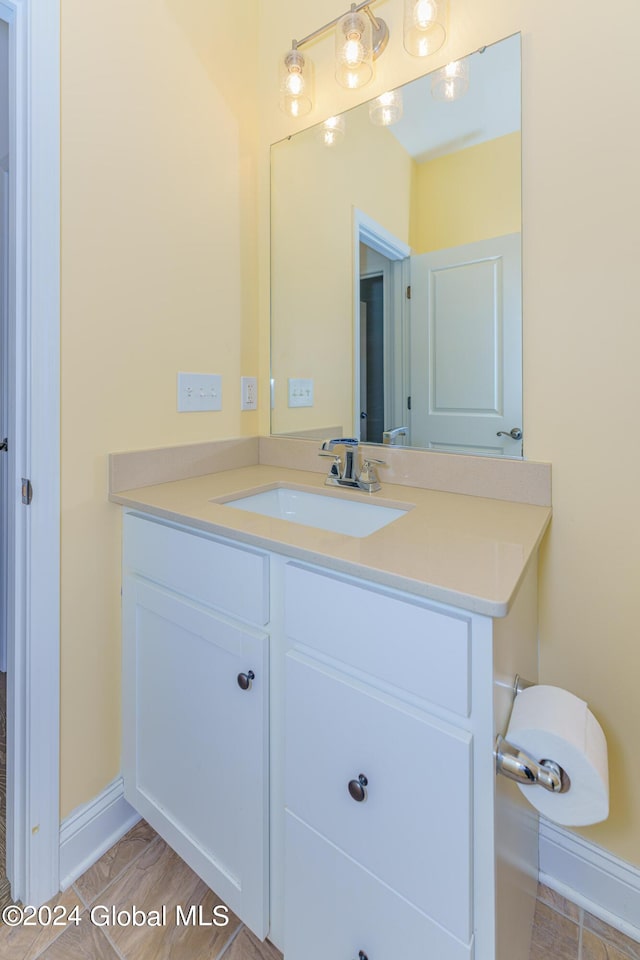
122,576,269,938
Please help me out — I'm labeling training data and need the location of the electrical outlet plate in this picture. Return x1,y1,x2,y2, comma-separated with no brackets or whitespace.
177,373,222,412
288,378,314,408
241,376,258,411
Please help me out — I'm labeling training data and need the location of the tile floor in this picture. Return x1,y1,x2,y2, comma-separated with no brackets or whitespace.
0,819,637,959
530,885,640,960
0,820,280,960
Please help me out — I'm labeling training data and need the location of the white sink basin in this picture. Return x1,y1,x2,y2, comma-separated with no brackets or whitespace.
218,486,408,538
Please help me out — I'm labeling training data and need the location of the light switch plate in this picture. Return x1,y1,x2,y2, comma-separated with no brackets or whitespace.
288,378,314,408
177,373,222,412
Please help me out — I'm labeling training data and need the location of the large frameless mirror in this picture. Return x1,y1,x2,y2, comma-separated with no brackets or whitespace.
270,33,523,457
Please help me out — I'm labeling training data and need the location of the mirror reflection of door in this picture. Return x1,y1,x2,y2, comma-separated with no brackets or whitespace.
359,274,384,443
357,235,410,444
409,233,522,455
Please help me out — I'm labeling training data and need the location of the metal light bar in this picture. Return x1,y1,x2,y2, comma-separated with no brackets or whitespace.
292,1,385,52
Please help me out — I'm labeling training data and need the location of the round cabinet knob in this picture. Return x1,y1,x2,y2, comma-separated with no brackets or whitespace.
348,773,368,802
237,670,255,691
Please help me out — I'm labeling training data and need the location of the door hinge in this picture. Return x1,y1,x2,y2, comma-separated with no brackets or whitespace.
406,285,412,299
0,437,7,452
21,478,33,505
407,396,412,410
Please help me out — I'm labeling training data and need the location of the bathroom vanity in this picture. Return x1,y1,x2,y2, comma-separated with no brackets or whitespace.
112,457,551,960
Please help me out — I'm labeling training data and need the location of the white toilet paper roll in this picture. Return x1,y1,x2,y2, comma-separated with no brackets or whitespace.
505,684,609,826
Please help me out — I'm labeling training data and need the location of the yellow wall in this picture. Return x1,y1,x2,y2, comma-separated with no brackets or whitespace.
58,0,640,871
60,0,259,816
411,132,521,252
270,108,411,435
258,0,640,866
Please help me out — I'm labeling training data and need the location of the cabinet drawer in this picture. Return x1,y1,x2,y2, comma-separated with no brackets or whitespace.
285,653,473,942
124,512,269,624
285,813,473,960
285,562,470,715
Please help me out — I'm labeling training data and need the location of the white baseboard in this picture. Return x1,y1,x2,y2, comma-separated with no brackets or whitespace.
59,777,140,891
539,819,640,942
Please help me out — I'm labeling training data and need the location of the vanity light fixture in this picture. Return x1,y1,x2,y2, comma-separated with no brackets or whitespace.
403,0,448,58
335,7,374,89
319,115,346,146
431,58,469,100
279,2,389,116
280,45,314,117
369,89,404,126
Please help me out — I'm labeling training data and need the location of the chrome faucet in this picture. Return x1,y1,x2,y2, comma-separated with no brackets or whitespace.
319,438,384,493
321,438,359,483
382,426,407,445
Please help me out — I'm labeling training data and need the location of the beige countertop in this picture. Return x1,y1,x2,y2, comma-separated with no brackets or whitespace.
110,464,551,617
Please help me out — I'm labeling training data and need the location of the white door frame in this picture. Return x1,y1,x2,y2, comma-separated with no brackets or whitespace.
1,163,8,675
1,0,60,906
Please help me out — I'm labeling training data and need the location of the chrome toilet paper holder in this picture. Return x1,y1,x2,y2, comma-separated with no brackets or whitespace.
495,676,571,794
495,735,569,793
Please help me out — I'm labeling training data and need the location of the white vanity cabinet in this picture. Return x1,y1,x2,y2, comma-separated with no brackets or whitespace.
120,509,539,960
121,512,270,938
282,562,538,960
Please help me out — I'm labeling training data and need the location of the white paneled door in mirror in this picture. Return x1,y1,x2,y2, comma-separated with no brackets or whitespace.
409,233,522,456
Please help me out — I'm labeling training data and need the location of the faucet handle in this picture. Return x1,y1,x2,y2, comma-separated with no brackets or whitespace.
318,452,341,479
358,457,385,493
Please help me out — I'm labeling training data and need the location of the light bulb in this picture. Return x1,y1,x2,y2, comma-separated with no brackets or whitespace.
369,90,403,126
344,35,365,67
403,0,447,57
413,0,437,29
285,69,304,97
279,47,313,117
335,11,373,89
431,59,469,101
318,115,345,147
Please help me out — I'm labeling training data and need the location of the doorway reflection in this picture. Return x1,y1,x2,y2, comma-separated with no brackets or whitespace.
360,272,385,443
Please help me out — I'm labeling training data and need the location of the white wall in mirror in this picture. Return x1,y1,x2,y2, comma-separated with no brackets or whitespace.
270,33,523,457
393,33,520,161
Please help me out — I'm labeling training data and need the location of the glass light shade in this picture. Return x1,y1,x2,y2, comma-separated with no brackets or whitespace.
403,0,447,58
335,10,373,89
431,59,469,101
279,48,314,117
318,115,346,147
369,90,404,126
